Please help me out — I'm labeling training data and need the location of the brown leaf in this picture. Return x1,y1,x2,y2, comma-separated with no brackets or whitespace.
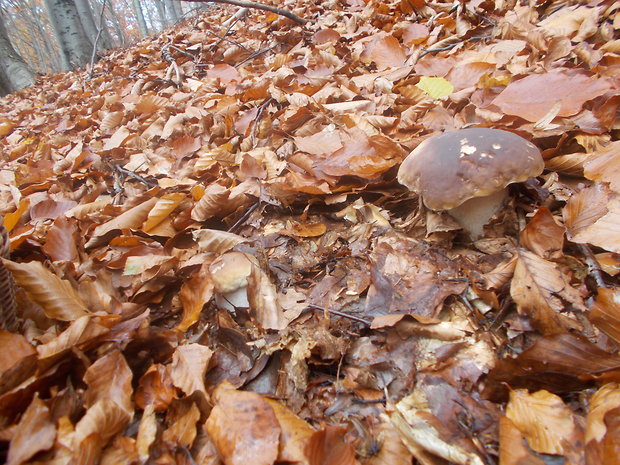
162,399,200,447
42,216,79,262
136,404,158,461
169,343,213,398
103,126,132,150
306,424,358,465
73,399,131,451
2,259,89,321
0,331,37,396
207,63,241,85
564,184,620,253
584,141,620,193
85,197,158,248
178,263,214,332
510,248,585,334
83,350,133,416
143,193,186,233
368,35,406,70
37,316,110,370
492,69,610,122
506,389,582,457
362,419,413,465
100,436,139,465
6,395,56,465
484,333,620,401
589,287,620,346
498,416,545,465
266,398,314,463
206,383,280,465
520,207,565,259
191,183,232,222
192,229,247,253
247,266,287,330
135,364,176,412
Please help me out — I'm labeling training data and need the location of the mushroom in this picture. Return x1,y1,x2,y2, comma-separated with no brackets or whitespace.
397,128,543,239
209,251,258,312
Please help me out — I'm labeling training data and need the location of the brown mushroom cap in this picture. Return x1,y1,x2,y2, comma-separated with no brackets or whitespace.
397,128,543,211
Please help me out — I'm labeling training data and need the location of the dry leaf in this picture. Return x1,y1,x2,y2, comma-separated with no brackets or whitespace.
169,343,213,398
2,259,89,321
206,383,280,465
6,395,56,465
505,389,581,456
492,69,610,122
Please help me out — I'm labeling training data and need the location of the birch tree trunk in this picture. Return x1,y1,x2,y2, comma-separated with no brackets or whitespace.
43,0,92,70
131,0,149,37
0,11,35,95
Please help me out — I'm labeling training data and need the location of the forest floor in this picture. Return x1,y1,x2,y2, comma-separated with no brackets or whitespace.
0,0,619,464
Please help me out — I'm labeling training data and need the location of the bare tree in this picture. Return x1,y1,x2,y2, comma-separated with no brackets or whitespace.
43,0,93,70
0,8,35,95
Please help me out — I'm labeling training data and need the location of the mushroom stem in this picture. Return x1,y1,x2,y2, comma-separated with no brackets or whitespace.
447,188,508,239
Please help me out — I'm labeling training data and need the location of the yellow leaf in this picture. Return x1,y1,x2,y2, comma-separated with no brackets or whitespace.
415,76,453,98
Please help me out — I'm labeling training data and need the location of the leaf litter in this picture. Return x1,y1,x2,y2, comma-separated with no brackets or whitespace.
0,0,619,463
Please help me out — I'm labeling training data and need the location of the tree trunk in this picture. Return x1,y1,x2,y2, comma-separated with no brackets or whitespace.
172,0,183,19
43,0,92,70
105,6,126,46
131,0,149,37
75,0,114,50
152,0,168,29
164,0,179,24
0,11,35,95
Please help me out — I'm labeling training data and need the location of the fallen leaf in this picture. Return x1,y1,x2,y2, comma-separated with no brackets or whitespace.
206,383,280,465
505,389,581,456
564,184,620,253
85,197,158,248
415,76,454,99
589,287,620,346
2,259,89,321
6,395,56,465
83,350,133,416
169,343,213,398
135,364,176,412
492,69,610,122
510,248,585,334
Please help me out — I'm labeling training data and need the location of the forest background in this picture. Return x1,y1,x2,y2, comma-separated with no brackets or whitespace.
0,0,209,95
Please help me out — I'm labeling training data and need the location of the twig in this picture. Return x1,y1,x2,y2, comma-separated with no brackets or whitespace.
577,244,607,289
87,0,108,80
227,201,260,233
211,14,243,51
307,303,371,326
179,0,308,25
235,43,279,67
113,164,156,188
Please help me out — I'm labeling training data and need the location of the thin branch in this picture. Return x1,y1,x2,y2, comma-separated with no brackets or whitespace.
87,0,108,80
179,0,308,25
307,304,371,327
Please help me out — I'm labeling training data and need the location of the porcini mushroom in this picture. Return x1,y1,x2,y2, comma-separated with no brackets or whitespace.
398,128,543,239
209,252,258,311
